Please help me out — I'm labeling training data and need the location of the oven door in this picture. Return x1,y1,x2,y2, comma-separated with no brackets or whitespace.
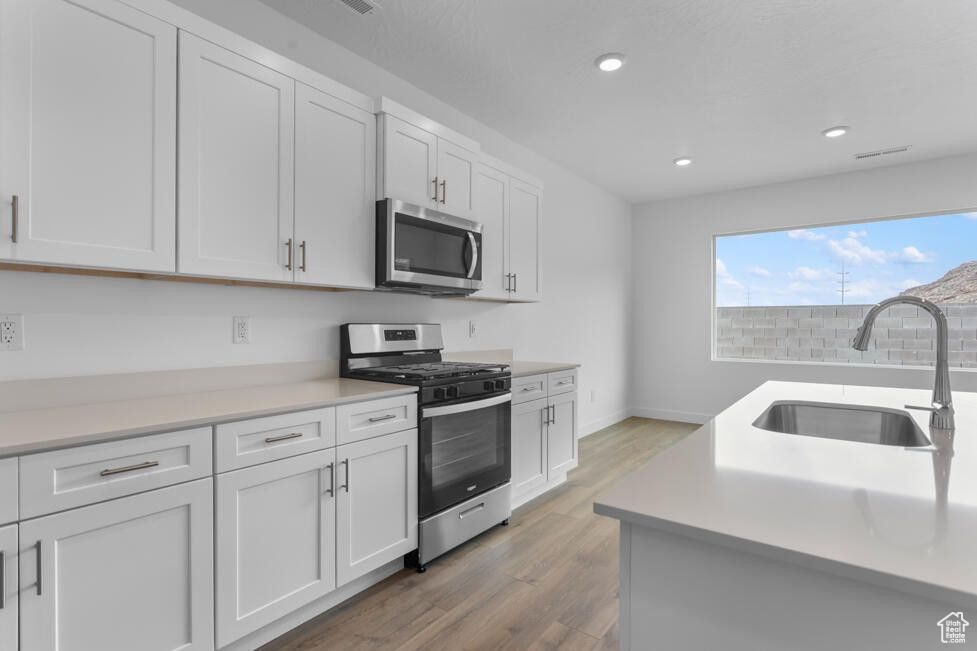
419,392,511,518
378,199,483,292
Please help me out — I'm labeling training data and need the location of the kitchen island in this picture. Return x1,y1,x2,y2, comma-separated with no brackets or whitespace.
595,381,977,650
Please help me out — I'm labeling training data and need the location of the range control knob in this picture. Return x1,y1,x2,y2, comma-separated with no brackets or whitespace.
434,387,447,400
446,386,460,399
494,379,507,391
484,381,496,391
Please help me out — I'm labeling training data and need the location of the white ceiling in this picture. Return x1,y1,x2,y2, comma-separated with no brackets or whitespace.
260,0,977,203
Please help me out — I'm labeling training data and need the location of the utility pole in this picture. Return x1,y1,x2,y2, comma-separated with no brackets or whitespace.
837,262,850,304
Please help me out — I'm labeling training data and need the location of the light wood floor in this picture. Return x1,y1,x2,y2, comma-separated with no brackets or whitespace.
261,417,697,651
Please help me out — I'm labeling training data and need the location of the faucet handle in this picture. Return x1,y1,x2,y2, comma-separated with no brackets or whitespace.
905,403,952,413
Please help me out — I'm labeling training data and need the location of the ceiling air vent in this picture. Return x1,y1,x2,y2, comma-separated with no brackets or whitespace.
854,145,911,161
335,0,378,15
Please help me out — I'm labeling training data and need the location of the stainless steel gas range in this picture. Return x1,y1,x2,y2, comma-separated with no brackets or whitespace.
340,323,512,571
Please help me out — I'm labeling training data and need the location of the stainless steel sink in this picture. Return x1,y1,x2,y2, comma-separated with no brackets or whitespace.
752,401,930,447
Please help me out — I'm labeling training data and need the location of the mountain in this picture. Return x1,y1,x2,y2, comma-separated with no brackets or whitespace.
901,261,977,303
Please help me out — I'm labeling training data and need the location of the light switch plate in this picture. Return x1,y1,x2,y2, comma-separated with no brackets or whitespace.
0,314,24,351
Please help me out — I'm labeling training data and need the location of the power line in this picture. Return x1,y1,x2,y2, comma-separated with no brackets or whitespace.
837,262,850,304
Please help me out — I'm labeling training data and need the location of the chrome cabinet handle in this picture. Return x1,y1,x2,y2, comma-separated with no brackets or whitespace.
557,380,572,386
368,414,396,422
100,460,159,477
432,177,439,202
0,550,4,609
285,238,294,271
35,540,42,596
550,405,556,424
10,195,18,243
521,386,539,392
439,179,447,204
466,232,478,279
265,432,303,444
505,273,511,292
340,459,349,491
299,240,307,272
513,273,518,293
324,462,335,497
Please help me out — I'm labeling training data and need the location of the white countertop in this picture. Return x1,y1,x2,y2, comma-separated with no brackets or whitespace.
594,381,977,605
508,361,579,378
0,378,417,458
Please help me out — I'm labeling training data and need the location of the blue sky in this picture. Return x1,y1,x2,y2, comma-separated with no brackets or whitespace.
715,211,977,306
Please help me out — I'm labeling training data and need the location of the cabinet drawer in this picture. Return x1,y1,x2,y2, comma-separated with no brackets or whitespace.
336,394,417,445
0,458,17,525
20,428,212,518
216,407,336,472
548,369,578,396
511,374,547,404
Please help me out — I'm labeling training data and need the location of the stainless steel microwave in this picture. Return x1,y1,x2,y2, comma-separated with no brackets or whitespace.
375,199,483,295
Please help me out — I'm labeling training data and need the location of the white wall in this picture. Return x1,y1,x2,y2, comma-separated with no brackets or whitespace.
632,153,977,422
0,0,633,434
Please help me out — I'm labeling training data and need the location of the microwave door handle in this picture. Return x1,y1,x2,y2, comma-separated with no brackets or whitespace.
466,232,478,279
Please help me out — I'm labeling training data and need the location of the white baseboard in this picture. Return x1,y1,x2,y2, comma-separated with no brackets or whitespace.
579,409,631,438
630,407,712,425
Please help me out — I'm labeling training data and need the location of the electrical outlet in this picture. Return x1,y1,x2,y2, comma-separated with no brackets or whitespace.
468,320,477,338
0,314,24,351
233,316,251,344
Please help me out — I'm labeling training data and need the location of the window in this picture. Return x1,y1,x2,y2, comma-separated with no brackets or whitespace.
714,210,977,367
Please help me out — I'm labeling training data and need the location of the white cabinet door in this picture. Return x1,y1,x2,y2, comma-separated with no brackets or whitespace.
436,138,476,219
0,0,177,271
547,392,578,477
336,428,417,587
473,162,510,299
511,398,548,499
0,524,16,651
508,178,542,302
294,83,375,289
380,114,437,208
178,31,294,281
216,449,336,647
19,479,214,651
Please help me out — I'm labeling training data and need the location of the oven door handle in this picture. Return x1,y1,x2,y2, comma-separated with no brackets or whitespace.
422,392,511,418
465,232,478,279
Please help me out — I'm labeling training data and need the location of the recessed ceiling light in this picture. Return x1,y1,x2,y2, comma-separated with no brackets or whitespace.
822,126,849,138
595,53,625,72
673,157,692,167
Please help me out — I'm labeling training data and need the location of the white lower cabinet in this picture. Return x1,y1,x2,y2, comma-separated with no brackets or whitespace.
216,449,337,647
511,372,578,504
336,429,418,587
511,398,548,498
19,478,215,651
0,524,17,651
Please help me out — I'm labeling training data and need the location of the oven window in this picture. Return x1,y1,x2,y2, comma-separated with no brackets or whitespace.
395,213,469,278
420,400,510,517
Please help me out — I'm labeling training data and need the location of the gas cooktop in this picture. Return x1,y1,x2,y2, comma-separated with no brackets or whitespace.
352,361,508,381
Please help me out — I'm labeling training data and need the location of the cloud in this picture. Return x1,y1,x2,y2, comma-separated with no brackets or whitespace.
716,258,744,289
964,213,977,220
787,229,826,241
748,265,772,278
787,281,817,293
847,230,868,239
827,236,889,265
897,246,933,263
789,266,831,281
900,279,923,290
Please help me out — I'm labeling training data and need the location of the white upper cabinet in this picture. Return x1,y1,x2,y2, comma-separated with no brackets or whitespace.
178,31,295,282
0,0,177,271
294,83,376,289
435,139,477,219
473,162,509,299
508,178,543,302
379,114,438,208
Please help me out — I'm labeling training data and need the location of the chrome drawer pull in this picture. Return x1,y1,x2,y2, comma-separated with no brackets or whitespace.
459,503,485,519
556,380,572,386
264,432,304,444
324,462,335,497
521,386,539,392
100,460,159,477
34,540,41,596
368,414,397,423
0,550,4,609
